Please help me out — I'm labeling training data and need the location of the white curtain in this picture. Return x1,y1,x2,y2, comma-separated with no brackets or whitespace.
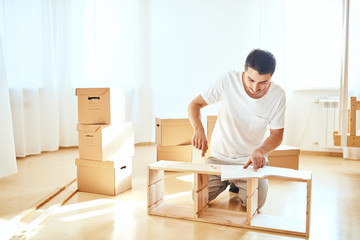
0,32,17,177
0,0,150,163
348,0,360,135
348,0,360,98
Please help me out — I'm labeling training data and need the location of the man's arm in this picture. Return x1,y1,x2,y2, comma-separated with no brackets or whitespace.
188,94,208,157
243,128,284,171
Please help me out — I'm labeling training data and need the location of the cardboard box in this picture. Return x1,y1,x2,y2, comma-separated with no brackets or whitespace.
268,145,300,170
76,157,132,196
157,145,202,163
155,118,194,146
76,88,125,125
77,122,134,161
207,115,217,143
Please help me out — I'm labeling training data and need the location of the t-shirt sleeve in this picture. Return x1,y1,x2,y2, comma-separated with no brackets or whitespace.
269,92,286,129
201,73,228,105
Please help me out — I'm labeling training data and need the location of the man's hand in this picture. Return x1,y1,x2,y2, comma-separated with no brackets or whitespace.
243,148,266,171
192,129,208,157
188,94,209,157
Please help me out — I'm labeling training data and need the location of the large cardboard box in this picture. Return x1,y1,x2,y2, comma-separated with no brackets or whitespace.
76,88,125,125
77,122,134,161
268,145,300,170
76,157,132,196
157,145,202,163
155,118,194,146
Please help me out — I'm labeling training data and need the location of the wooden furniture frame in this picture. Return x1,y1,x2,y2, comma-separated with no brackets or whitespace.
334,96,360,147
147,161,312,237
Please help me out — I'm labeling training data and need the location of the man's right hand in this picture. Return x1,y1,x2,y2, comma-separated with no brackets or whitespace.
192,129,208,157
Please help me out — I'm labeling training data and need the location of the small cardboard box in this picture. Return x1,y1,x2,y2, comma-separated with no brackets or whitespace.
268,145,300,170
76,157,132,196
157,145,202,163
76,88,125,125
207,115,217,143
155,118,194,146
77,122,134,161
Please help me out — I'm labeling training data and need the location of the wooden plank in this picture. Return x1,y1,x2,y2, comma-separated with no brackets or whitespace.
247,190,258,224
347,136,360,147
334,134,360,147
247,178,258,224
251,214,306,236
350,97,357,136
333,132,341,146
247,178,258,196
149,202,195,219
151,161,312,181
198,207,247,226
147,180,164,208
194,173,209,217
148,168,164,186
306,179,312,237
149,160,221,175
263,176,309,183
10,178,76,224
194,186,209,217
11,183,78,240
194,173,208,192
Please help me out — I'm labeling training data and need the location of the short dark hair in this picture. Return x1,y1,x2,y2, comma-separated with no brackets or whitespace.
245,49,276,76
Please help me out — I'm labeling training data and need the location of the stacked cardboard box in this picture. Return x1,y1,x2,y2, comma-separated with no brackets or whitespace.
206,115,300,169
75,88,134,196
155,118,201,162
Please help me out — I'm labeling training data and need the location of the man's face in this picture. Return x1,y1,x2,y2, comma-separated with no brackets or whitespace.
243,67,272,98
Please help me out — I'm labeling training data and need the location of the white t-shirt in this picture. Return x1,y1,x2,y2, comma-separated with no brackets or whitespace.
201,71,286,164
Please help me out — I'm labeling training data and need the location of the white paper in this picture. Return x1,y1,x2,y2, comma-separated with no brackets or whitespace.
221,165,311,181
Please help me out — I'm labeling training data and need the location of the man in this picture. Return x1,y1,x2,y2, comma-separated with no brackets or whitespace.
188,49,286,209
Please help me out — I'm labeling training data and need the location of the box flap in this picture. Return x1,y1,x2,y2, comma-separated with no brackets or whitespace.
75,158,131,168
77,124,103,132
268,145,300,157
207,115,218,121
76,88,109,96
157,145,193,151
156,118,192,126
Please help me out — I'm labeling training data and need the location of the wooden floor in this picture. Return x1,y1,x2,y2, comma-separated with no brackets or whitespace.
1,145,360,240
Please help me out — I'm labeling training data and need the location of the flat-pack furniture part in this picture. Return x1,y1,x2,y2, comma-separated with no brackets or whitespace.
157,145,202,163
334,96,360,147
77,122,134,161
76,88,125,125
76,157,132,196
155,118,194,146
147,160,312,237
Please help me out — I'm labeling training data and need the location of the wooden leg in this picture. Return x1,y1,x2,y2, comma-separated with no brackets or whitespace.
306,179,312,237
247,178,258,224
147,168,164,214
194,173,209,217
350,97,356,136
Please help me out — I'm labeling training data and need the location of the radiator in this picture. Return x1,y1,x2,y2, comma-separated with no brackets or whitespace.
317,97,339,148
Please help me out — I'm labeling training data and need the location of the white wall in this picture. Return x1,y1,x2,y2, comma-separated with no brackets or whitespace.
286,89,341,152
149,0,261,132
